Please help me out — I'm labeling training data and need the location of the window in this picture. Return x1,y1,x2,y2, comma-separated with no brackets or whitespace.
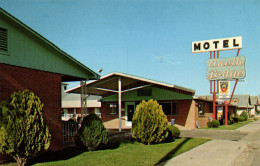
137,89,152,96
159,102,179,115
198,102,205,116
0,27,7,52
106,103,118,116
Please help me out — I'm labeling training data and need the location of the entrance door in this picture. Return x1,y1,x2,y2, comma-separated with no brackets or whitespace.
125,102,135,126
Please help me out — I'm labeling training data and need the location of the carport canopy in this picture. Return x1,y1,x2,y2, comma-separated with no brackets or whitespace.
67,72,195,131
67,72,195,96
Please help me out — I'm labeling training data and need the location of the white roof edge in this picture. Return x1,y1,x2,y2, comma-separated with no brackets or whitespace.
66,72,195,94
65,85,81,93
112,72,175,88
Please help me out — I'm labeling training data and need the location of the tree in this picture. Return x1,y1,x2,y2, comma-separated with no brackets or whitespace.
131,99,169,145
0,90,51,166
78,114,108,151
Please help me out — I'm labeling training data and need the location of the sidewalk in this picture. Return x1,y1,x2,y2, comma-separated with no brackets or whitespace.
164,119,260,166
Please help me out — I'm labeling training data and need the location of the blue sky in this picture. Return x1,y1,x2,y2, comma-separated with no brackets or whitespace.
1,0,259,96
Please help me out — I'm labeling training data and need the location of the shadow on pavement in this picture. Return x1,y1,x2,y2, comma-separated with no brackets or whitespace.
155,138,191,165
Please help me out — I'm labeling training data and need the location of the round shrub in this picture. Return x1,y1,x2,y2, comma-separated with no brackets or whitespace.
78,114,108,151
207,121,213,128
223,120,232,125
240,111,248,121
131,99,169,145
238,116,245,122
212,120,220,127
0,90,51,166
207,120,220,128
167,125,180,140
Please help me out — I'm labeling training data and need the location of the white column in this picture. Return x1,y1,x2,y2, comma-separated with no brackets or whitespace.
80,80,87,122
118,77,122,132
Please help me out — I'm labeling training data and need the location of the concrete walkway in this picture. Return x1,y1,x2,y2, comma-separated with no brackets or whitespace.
164,119,260,166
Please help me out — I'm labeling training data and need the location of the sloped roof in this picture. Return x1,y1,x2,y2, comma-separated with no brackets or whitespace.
250,96,259,105
195,95,253,108
67,72,195,97
231,95,251,108
0,8,99,81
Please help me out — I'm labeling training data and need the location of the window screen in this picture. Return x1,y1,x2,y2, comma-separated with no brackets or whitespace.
0,27,7,52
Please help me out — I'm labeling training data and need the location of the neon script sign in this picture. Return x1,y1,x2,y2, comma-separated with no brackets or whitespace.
206,56,246,80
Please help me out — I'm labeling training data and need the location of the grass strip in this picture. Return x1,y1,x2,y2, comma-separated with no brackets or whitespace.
2,137,210,166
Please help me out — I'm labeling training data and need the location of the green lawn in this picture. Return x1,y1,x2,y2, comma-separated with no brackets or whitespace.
200,119,255,130
5,137,210,166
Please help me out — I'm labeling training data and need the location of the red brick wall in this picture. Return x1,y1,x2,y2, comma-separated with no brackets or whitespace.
0,63,62,160
100,100,193,127
166,100,193,126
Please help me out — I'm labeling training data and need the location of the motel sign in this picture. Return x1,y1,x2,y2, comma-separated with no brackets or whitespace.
192,36,245,126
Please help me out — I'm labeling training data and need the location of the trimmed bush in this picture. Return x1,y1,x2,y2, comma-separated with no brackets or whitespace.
240,111,248,121
78,114,108,151
131,99,169,145
167,125,180,141
0,90,51,166
238,116,245,122
207,121,212,128
223,120,232,125
212,120,220,127
207,120,220,128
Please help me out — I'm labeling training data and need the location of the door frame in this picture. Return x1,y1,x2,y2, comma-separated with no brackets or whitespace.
125,102,135,127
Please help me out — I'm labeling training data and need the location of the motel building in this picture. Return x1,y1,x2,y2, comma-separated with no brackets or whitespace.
66,72,259,131
67,72,216,130
0,8,99,162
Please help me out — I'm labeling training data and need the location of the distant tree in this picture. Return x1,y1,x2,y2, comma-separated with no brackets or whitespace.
0,90,51,166
131,99,168,145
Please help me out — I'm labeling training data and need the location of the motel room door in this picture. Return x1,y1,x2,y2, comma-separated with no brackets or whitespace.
125,102,135,127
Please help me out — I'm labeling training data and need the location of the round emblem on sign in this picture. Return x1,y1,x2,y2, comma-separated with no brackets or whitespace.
232,98,239,104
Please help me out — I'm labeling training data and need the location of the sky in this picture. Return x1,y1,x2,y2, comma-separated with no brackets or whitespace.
1,0,259,96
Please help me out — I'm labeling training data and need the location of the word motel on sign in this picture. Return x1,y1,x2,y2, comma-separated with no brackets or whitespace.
192,37,242,53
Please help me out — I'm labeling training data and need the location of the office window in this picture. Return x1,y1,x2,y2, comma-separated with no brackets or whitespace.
106,103,118,116
198,102,205,116
137,89,152,96
159,102,179,115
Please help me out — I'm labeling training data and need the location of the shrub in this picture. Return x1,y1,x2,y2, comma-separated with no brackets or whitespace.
207,121,213,128
131,99,168,145
238,116,245,122
78,114,108,151
167,125,180,141
223,120,232,125
0,90,51,166
207,120,220,128
240,111,248,121
212,120,220,127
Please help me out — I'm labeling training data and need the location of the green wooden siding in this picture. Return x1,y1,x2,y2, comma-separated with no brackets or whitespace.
101,86,193,102
0,10,98,80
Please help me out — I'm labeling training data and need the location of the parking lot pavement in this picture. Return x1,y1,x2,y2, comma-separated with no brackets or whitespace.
165,120,260,166
180,129,247,141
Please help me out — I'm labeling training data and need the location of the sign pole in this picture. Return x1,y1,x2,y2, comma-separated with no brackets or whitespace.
213,92,216,120
224,101,228,126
